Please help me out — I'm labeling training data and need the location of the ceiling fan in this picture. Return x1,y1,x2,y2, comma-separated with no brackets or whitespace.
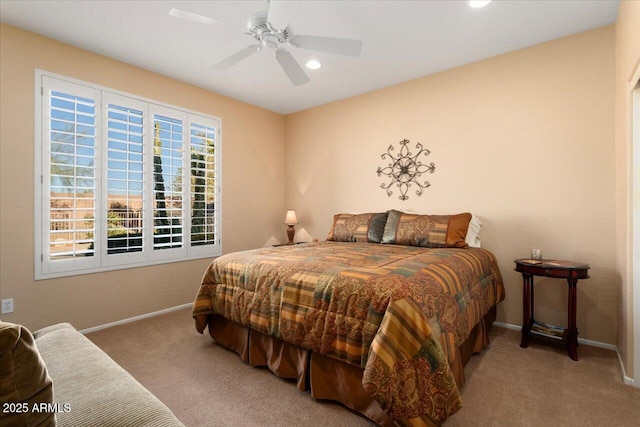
169,0,363,87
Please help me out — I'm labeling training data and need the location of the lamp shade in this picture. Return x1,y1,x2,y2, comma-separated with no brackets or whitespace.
284,209,298,225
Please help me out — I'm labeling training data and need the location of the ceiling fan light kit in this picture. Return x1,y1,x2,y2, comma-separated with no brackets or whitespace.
170,1,362,87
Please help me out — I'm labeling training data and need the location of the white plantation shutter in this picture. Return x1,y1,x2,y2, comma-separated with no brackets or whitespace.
49,92,97,258
36,72,222,279
103,93,147,265
41,77,102,275
151,109,185,255
189,122,217,246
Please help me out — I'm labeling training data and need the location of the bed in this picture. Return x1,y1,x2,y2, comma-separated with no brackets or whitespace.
192,211,505,426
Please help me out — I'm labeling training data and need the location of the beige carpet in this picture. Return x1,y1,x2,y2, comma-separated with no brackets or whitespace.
86,308,640,426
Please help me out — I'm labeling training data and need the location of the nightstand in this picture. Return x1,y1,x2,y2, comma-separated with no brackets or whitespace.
514,258,590,361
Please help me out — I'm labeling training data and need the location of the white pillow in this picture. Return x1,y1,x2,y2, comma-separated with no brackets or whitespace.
465,215,482,248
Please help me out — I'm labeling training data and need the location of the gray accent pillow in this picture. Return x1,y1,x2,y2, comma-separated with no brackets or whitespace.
367,212,389,243
381,209,403,244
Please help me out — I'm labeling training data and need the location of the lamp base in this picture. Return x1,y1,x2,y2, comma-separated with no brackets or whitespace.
287,225,296,245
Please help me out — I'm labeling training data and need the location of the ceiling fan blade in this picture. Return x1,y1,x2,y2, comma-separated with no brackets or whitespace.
267,0,300,30
212,45,261,71
274,50,310,87
290,35,363,58
169,8,242,28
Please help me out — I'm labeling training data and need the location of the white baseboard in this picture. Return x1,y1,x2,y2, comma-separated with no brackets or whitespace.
615,347,636,387
493,322,640,388
492,321,616,350
492,321,636,385
79,302,192,334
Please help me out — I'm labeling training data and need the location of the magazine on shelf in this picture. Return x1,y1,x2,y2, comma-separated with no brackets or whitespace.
531,321,565,339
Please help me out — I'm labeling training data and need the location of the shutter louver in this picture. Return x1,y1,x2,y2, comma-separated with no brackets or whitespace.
153,115,184,250
106,104,145,254
49,91,96,260
190,122,217,247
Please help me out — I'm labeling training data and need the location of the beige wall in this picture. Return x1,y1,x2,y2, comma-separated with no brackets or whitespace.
0,24,285,331
0,19,626,355
285,26,617,344
615,0,640,382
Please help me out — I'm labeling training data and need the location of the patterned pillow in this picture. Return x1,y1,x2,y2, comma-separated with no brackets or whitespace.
326,212,389,243
381,210,472,248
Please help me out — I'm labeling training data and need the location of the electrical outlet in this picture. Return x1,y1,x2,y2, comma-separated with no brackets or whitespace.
1,298,13,314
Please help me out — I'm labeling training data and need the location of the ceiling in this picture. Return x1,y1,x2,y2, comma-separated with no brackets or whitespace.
0,0,619,114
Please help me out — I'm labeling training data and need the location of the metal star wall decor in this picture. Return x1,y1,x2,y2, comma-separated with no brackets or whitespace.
376,139,436,201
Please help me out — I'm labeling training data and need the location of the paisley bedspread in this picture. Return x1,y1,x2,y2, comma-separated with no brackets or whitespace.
193,241,504,425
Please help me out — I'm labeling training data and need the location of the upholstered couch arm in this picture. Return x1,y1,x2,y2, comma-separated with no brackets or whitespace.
24,322,183,427
2,321,184,426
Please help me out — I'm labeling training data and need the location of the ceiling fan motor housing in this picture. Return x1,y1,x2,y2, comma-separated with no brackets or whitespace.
247,10,293,50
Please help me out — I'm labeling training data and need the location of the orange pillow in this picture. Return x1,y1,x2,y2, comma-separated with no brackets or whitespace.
382,210,472,248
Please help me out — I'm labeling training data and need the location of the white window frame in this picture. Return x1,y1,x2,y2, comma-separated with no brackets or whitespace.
35,70,222,279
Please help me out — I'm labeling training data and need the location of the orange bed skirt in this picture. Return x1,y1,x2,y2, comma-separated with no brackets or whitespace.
207,306,497,425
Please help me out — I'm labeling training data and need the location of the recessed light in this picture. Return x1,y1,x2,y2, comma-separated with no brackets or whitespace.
469,0,492,8
305,59,321,70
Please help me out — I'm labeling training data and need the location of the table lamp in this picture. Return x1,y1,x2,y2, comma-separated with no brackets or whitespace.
284,209,298,245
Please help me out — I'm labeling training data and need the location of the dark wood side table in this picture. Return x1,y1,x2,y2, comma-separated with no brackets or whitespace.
514,259,590,361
